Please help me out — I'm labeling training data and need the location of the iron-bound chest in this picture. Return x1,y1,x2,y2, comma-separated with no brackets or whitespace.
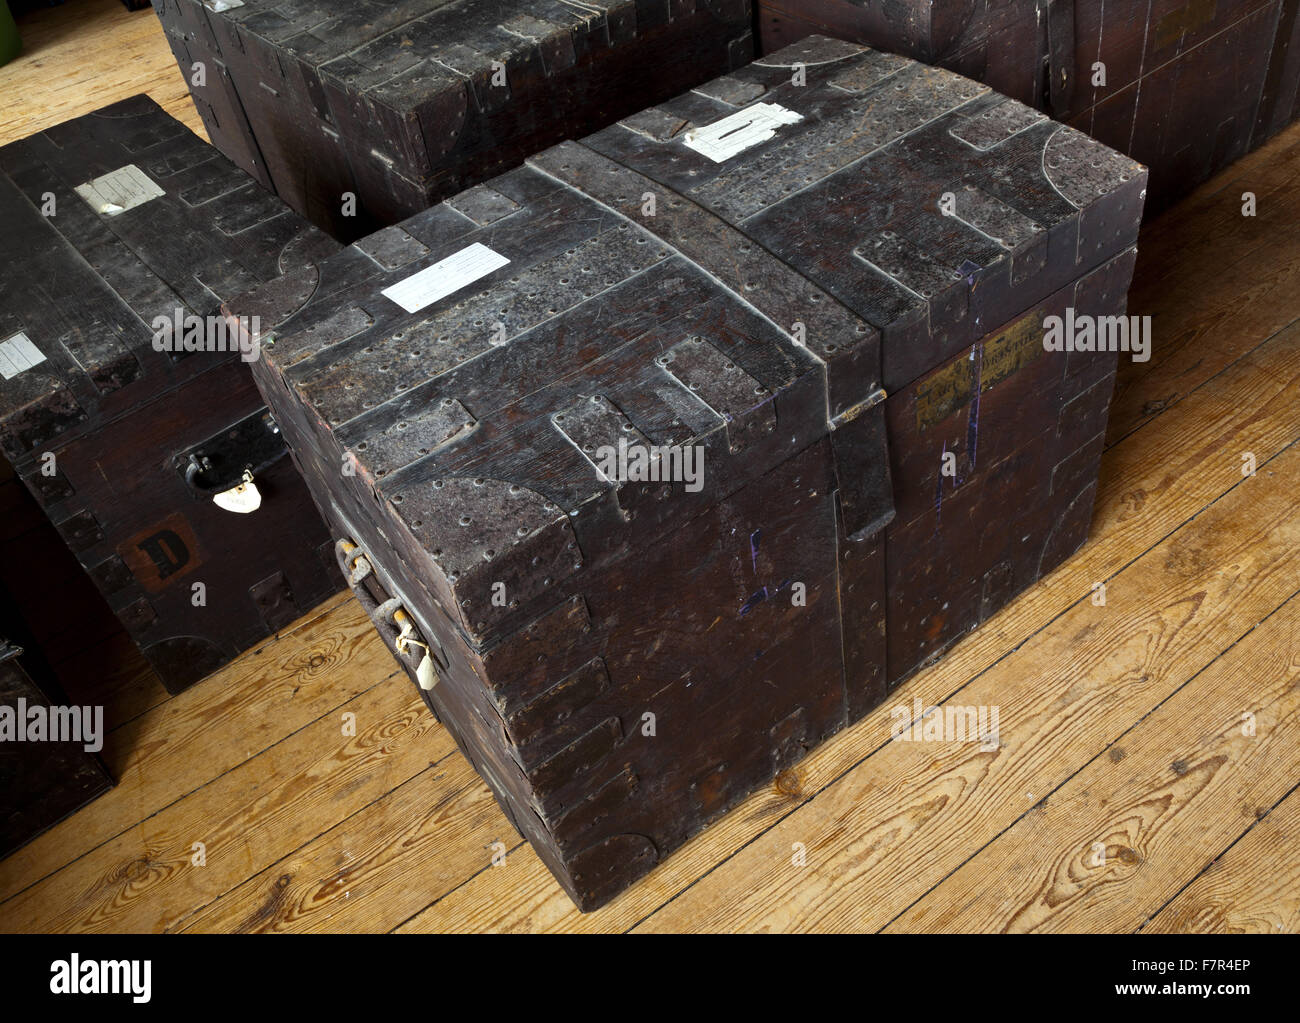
756,0,1300,214
0,96,342,693
152,0,755,239
230,37,1145,910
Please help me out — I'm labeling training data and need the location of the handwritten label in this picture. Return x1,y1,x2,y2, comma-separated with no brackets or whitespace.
0,333,45,380
381,243,510,314
682,103,805,163
75,164,165,216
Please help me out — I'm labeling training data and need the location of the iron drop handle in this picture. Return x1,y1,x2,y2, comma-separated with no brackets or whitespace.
335,539,441,691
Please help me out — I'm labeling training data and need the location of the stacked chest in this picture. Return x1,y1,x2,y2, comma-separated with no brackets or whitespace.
0,97,342,693
232,37,1145,909
756,0,1300,214
152,0,755,239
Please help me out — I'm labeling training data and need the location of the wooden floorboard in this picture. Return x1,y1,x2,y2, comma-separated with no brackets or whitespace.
0,597,398,905
885,586,1300,933
0,0,204,143
0,0,1296,933
1143,780,1300,934
1106,140,1300,447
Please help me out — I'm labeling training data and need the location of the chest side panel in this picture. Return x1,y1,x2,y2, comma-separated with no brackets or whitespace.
0,644,113,859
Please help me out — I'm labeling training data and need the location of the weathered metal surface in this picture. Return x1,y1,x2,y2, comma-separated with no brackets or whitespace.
583,35,1146,389
756,0,1299,213
234,39,1143,909
152,0,756,240
0,97,341,693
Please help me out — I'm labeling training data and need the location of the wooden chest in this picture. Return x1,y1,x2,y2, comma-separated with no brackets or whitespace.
229,37,1145,909
0,638,113,859
756,0,1300,214
151,0,755,240
0,96,342,694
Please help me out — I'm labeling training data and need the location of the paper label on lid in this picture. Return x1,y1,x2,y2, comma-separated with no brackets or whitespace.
0,333,46,380
75,164,165,216
682,103,804,163
381,242,510,314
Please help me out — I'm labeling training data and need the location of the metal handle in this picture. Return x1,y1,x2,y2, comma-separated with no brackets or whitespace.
335,539,443,694
175,408,286,497
1042,0,1076,118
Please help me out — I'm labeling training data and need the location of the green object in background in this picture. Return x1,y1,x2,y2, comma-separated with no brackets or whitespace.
0,2,20,69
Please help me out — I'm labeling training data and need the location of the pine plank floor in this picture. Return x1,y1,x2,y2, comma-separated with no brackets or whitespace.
0,0,1296,934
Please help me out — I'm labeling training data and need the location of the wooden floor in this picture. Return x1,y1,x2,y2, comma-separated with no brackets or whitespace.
1,0,1298,934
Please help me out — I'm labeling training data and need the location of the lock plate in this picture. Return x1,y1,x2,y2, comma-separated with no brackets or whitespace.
174,408,287,497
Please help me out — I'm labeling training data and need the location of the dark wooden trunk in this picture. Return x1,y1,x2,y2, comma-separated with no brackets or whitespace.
231,36,1144,910
0,455,127,668
0,639,113,859
756,0,1300,214
152,0,756,240
0,96,343,694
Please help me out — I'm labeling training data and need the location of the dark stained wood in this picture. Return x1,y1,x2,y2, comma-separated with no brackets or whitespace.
0,640,113,860
0,96,343,693
0,455,130,685
582,36,1143,684
152,0,756,240
880,257,1128,682
756,0,1300,215
231,37,1143,910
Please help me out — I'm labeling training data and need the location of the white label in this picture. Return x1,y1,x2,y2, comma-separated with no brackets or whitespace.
682,103,805,163
416,652,438,690
203,0,245,10
75,164,165,216
381,242,510,314
0,333,46,380
212,478,262,514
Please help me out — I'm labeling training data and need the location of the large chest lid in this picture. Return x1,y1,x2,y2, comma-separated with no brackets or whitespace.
0,95,337,460
194,1,702,110
583,34,1147,390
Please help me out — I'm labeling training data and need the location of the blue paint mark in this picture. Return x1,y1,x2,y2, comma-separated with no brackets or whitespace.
738,578,793,617
958,259,982,287
935,438,947,530
740,586,769,616
749,528,763,574
967,343,982,472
